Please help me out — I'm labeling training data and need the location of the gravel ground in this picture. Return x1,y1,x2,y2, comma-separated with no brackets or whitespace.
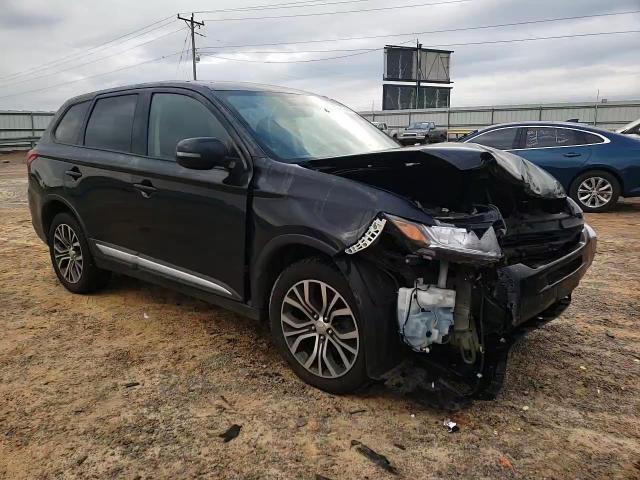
1,151,639,479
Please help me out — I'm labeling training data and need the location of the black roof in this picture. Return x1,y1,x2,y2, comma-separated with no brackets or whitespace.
62,81,312,106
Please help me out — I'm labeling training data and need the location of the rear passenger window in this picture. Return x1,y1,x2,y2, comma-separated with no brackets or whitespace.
524,127,583,148
471,128,518,150
85,95,138,152
54,101,89,144
147,93,232,160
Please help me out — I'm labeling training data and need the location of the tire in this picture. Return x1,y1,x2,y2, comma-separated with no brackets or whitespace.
269,258,367,394
569,170,620,213
48,212,110,293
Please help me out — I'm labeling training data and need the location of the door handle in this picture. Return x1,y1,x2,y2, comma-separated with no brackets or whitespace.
65,167,82,180
133,180,157,199
563,152,581,158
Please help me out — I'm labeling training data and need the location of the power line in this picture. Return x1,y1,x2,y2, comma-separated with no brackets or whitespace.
0,16,177,83
200,9,640,49
0,51,184,100
199,29,640,63
189,0,376,14
204,47,381,53
175,31,191,78
201,0,471,22
0,27,185,88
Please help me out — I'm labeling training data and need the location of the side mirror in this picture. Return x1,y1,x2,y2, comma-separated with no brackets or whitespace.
176,137,232,170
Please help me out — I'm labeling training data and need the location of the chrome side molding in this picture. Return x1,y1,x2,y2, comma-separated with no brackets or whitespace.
95,242,233,297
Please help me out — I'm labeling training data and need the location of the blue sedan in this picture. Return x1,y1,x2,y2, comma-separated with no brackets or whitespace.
461,121,640,212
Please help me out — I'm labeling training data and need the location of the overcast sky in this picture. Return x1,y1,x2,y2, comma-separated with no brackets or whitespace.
0,0,638,112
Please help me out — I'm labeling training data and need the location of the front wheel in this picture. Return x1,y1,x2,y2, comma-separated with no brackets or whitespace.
269,258,367,394
570,170,620,212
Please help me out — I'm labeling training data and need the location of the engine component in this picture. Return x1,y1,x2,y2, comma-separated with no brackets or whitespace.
397,281,456,352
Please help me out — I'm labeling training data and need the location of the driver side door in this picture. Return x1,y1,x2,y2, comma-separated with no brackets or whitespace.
127,89,251,301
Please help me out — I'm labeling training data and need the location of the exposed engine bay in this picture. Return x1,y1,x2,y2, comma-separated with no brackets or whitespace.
305,143,597,399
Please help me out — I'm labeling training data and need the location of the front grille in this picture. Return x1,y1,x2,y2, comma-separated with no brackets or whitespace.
501,226,582,266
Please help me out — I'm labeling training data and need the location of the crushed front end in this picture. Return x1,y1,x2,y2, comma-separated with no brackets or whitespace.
313,143,597,398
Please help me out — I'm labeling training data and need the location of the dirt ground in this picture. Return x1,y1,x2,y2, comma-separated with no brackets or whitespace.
1,151,639,479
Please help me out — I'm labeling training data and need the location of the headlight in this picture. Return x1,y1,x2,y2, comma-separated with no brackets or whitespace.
387,214,503,261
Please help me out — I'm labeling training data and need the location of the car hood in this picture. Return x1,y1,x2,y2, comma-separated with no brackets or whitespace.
302,142,566,200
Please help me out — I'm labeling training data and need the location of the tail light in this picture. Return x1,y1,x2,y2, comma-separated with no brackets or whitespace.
26,149,39,173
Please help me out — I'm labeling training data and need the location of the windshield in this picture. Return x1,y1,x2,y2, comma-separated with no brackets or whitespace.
617,118,640,133
217,91,398,162
408,122,431,130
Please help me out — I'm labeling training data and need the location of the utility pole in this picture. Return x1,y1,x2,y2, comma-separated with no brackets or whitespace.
177,13,205,80
415,39,422,109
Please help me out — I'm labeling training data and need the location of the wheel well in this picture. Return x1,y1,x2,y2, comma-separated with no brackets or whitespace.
254,244,334,314
570,168,624,194
41,200,74,239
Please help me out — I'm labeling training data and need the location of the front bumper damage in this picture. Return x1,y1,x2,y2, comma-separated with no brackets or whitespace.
343,215,597,399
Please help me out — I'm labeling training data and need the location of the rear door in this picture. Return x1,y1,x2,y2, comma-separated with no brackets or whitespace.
65,92,141,250
127,89,250,301
511,126,591,187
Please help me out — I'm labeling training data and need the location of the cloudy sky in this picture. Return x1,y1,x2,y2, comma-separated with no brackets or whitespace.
0,0,638,112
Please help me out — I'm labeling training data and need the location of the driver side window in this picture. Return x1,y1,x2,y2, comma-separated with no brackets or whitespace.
147,93,233,160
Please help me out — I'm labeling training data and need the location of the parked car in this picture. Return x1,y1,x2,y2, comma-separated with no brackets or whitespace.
461,121,640,212
28,82,596,399
396,121,447,145
371,121,389,134
616,118,640,138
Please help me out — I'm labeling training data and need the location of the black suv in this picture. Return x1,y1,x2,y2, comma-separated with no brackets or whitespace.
28,82,596,398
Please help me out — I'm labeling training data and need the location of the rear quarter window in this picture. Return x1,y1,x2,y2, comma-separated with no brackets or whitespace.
84,94,138,152
580,131,606,145
54,101,90,144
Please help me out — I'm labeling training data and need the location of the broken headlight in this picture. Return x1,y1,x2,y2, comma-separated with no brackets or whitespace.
387,214,503,261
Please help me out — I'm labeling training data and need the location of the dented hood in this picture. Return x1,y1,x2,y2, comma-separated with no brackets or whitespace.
303,142,566,199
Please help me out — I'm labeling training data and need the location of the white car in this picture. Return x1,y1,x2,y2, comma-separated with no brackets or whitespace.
616,118,640,137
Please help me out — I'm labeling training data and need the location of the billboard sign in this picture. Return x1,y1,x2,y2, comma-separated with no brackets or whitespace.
383,84,451,110
384,46,452,83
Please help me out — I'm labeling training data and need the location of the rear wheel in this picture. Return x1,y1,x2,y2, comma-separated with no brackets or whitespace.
48,212,110,293
269,258,367,394
570,170,620,212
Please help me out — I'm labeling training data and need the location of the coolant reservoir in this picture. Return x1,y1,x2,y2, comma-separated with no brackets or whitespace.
397,284,456,352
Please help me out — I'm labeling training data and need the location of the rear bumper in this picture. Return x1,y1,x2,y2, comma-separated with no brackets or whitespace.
494,224,597,326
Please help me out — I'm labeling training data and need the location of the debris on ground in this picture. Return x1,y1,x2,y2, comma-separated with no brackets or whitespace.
351,440,398,475
123,381,140,388
393,443,406,450
315,475,333,480
219,424,241,443
522,406,529,411
443,418,459,433
499,456,514,469
349,409,367,415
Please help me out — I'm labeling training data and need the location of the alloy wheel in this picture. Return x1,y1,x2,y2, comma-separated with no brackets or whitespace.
577,176,613,209
53,223,83,283
280,279,359,378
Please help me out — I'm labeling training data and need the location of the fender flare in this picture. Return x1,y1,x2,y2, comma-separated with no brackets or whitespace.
41,194,90,242
251,233,341,309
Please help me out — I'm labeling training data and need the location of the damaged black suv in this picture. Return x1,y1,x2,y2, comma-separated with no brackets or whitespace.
28,82,596,399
